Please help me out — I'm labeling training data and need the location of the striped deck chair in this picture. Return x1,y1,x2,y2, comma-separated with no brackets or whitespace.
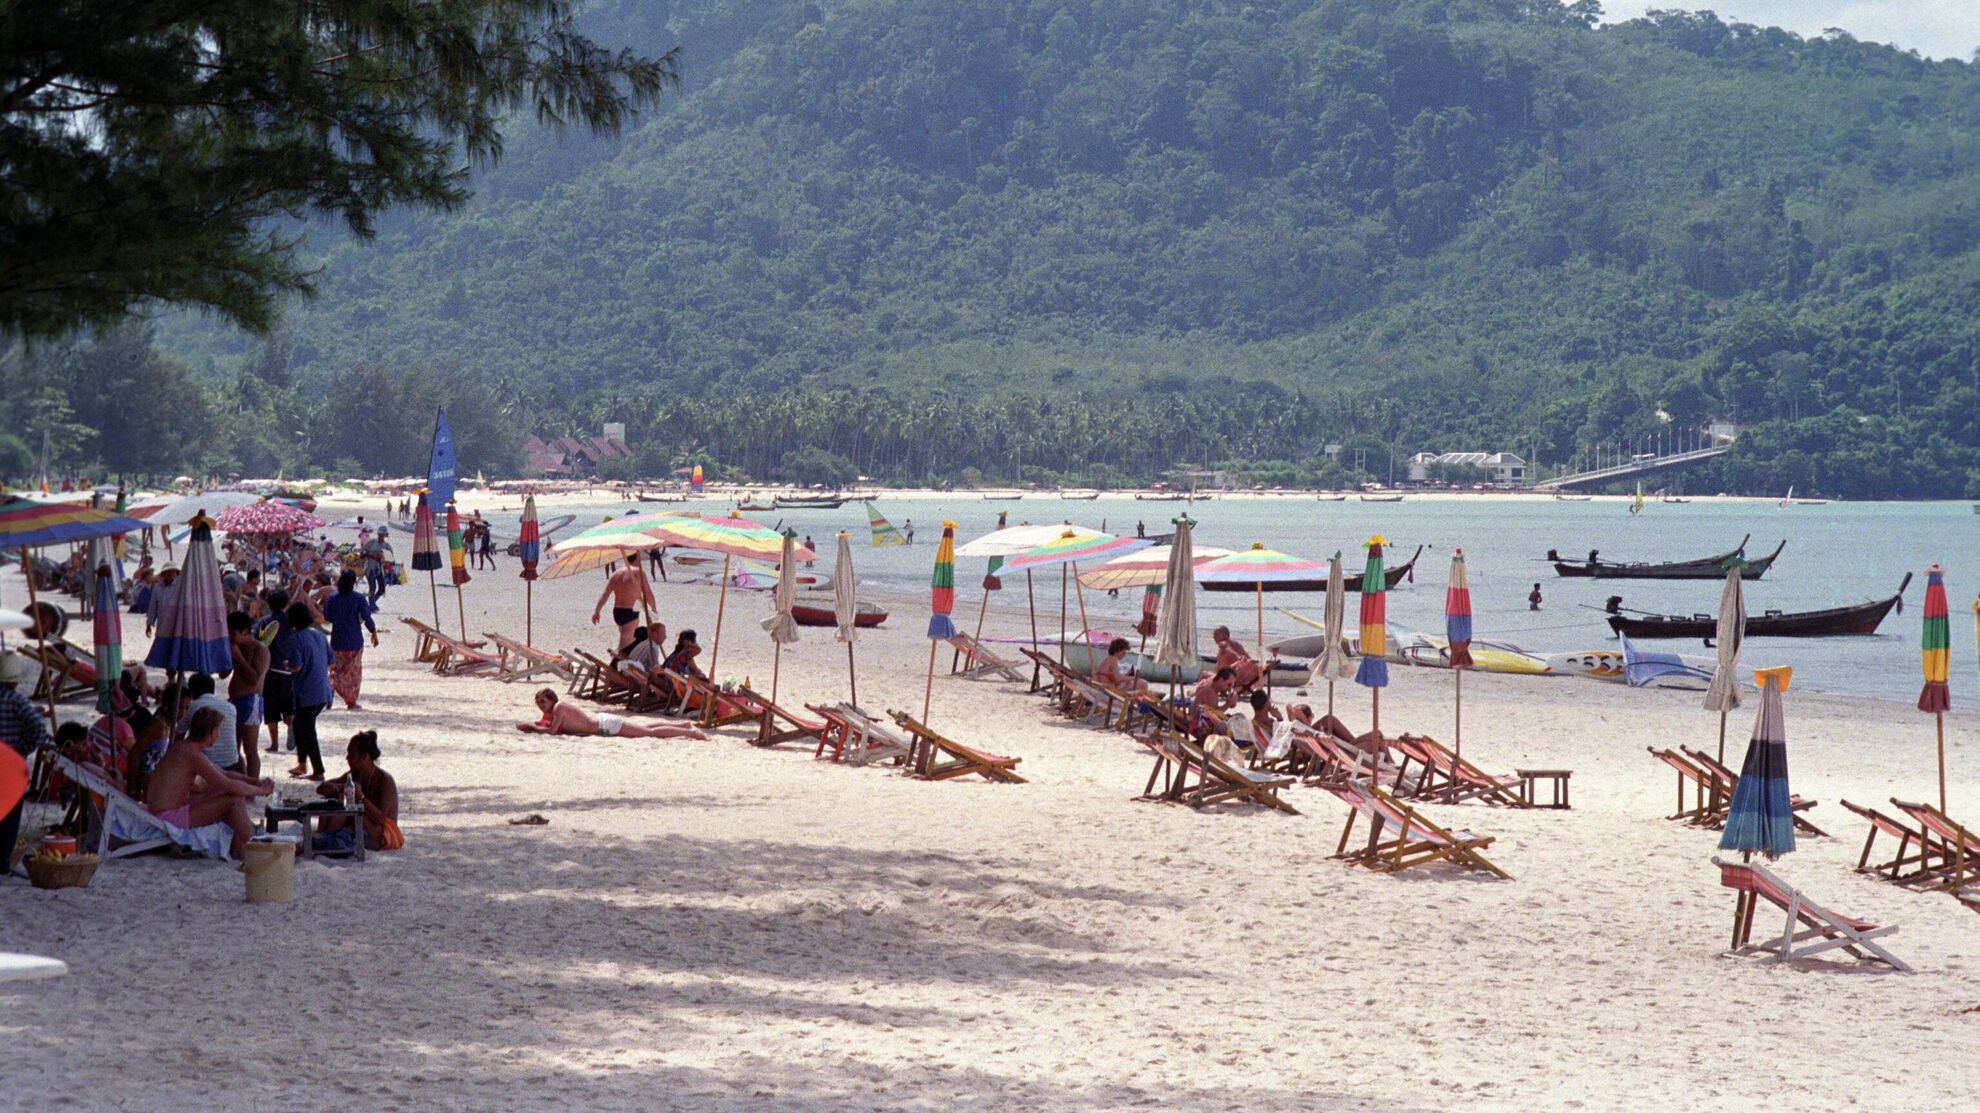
1682,745,1827,836
809,703,913,766
1134,729,1298,814
1325,779,1510,879
482,632,574,684
727,685,826,748
887,710,1026,783
14,644,95,704
1407,734,1530,807
661,669,755,727
1839,799,1941,883
398,617,456,664
1888,799,1980,895
946,633,1026,682
426,629,504,676
1647,746,1721,825
45,751,240,862
1712,857,1910,971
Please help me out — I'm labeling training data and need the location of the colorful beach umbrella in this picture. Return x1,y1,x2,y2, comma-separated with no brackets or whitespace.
1444,549,1474,768
91,551,123,714
1719,666,1796,860
922,521,959,722
445,501,471,587
690,464,704,494
410,491,441,572
518,495,541,644
1077,544,1235,591
1355,536,1390,733
1197,543,1327,651
214,500,325,536
1152,517,1198,675
642,513,817,684
144,513,232,676
0,496,145,548
1919,564,1951,810
1000,531,1152,574
834,531,860,707
1703,563,1746,763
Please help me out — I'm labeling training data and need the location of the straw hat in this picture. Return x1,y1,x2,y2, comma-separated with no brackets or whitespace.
159,562,180,575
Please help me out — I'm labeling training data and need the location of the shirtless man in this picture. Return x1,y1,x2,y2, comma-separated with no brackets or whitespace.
591,562,656,650
227,612,269,779
1211,626,1265,693
516,689,705,739
144,708,273,859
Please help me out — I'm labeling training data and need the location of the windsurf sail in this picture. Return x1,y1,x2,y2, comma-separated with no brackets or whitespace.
865,501,906,547
1630,482,1643,516
427,408,456,512
690,464,704,494
1621,634,1714,688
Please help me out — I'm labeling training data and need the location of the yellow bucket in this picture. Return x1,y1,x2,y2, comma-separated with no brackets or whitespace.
242,836,297,903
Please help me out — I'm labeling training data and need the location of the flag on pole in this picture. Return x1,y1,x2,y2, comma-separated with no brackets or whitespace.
427,409,457,513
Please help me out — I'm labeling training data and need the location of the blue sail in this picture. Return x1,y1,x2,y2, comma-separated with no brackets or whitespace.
427,409,457,511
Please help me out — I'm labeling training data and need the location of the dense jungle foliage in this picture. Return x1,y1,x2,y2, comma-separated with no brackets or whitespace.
15,1,1980,496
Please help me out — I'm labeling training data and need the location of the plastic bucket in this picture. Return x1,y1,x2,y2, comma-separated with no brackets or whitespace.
242,835,298,903
38,834,77,858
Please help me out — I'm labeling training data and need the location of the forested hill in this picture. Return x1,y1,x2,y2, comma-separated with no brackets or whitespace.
142,1,1980,496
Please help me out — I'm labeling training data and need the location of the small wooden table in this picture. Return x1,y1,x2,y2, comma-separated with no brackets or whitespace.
1516,769,1573,810
264,801,365,861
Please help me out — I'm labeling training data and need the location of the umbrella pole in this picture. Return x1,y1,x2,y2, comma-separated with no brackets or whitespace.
1937,712,1947,813
1371,686,1380,737
922,639,937,724
1716,710,1728,766
24,547,56,726
1058,565,1068,667
768,643,783,741
455,583,468,644
526,581,533,647
1072,564,1091,647
1327,678,1335,719
427,571,440,628
1256,583,1263,655
846,641,858,710
1026,571,1041,691
708,554,732,681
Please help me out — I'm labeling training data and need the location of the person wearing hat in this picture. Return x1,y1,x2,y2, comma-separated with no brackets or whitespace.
0,654,51,881
145,561,181,637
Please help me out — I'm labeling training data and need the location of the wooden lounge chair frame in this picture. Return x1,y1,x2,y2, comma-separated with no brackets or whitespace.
1888,798,1980,895
1712,856,1910,971
727,685,826,748
422,628,504,676
45,751,239,862
1389,733,1530,807
14,644,94,704
398,617,459,664
946,633,1027,682
481,632,574,684
887,710,1026,783
1681,745,1827,836
661,669,756,728
1647,746,1719,824
1132,729,1297,814
1839,799,1941,883
807,703,913,767
1325,778,1509,879
565,648,623,703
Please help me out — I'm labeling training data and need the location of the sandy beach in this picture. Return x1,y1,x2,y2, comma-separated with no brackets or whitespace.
4,522,1978,1111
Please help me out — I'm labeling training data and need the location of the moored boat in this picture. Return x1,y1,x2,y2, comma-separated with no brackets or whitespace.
773,495,845,509
1603,574,1911,639
791,598,887,628
1359,493,1405,503
1549,535,1783,580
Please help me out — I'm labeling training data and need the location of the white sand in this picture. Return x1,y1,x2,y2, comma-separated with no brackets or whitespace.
3,526,1977,1111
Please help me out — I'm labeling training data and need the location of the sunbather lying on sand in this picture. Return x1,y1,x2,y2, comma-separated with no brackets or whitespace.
516,689,706,740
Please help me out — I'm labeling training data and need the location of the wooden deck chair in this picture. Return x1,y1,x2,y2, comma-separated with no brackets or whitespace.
1410,735,1531,807
1840,799,1941,883
661,669,756,727
728,685,827,748
425,628,504,676
1712,856,1910,971
1889,799,1980,894
482,632,574,684
887,710,1027,783
1682,746,1827,836
14,644,95,704
398,617,457,663
1647,746,1721,825
946,633,1027,682
810,703,913,766
565,648,620,702
45,751,243,862
1163,730,1298,814
1019,647,1073,707
1325,779,1510,879
805,702,858,762
1133,731,1197,802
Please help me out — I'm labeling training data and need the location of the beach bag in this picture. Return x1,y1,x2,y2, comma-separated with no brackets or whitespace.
378,817,405,851
396,565,408,585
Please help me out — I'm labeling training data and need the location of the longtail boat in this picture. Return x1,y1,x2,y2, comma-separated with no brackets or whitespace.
792,598,887,628
1549,534,1783,580
1200,544,1422,594
772,495,845,509
1603,573,1911,640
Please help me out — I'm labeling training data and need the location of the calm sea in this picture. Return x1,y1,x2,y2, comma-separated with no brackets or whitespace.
453,493,1974,702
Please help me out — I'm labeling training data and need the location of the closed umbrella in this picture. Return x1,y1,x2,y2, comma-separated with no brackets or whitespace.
1355,535,1390,736
921,521,958,723
144,512,232,677
1445,548,1474,768
1703,562,1745,764
833,531,860,707
1719,666,1796,860
1918,564,1951,811
761,529,799,716
517,496,541,644
91,549,123,714
1152,516,1198,685
446,500,471,641
411,491,442,627
1311,553,1354,718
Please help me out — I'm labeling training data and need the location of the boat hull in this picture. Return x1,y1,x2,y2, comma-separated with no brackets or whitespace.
1606,584,1906,640
791,601,887,628
1552,538,1782,580
1200,545,1421,593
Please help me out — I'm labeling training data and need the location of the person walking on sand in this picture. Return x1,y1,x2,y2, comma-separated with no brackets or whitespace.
592,562,656,651
1528,583,1543,611
227,612,268,780
322,571,378,710
517,689,707,739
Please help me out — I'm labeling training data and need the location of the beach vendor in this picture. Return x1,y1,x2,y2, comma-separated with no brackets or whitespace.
143,562,180,636
362,528,391,602
591,562,656,651
144,707,272,859
517,689,706,740
313,730,402,853
322,570,378,710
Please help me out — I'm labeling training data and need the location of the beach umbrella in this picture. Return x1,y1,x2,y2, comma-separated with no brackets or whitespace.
1919,564,1952,811
411,490,442,627
920,521,959,729
91,550,123,714
1354,535,1391,736
641,514,817,684
1718,666,1797,860
1078,544,1237,591
960,521,1107,685
761,530,799,714
1135,585,1159,643
834,531,860,707
144,512,232,677
690,464,704,494
136,489,263,528
1445,548,1474,768
1152,516,1198,685
1311,553,1355,718
1003,531,1153,668
0,496,145,721
517,496,541,644
1196,544,1328,652
960,509,1009,675
1703,562,1746,765
446,500,471,641
214,500,325,536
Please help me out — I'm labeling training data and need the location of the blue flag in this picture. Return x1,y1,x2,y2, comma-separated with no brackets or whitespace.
427,408,456,512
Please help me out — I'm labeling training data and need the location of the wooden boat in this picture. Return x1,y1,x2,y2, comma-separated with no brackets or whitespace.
1201,544,1422,594
1603,574,1911,640
1315,494,1347,502
791,598,887,628
1552,494,1591,502
1135,493,1187,502
1549,535,1783,580
773,495,844,509
1058,490,1100,500
1660,497,1690,504
983,493,1024,501
1359,493,1404,503
735,502,775,512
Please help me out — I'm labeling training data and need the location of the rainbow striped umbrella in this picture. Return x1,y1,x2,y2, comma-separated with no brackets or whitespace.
644,513,815,684
446,501,471,586
1078,544,1235,591
410,491,441,572
1920,564,1951,810
92,546,123,713
1198,543,1327,651
144,513,232,676
517,496,542,580
1355,536,1390,729
1444,549,1474,670
1000,531,1151,573
921,521,959,723
0,496,144,549
1719,666,1796,860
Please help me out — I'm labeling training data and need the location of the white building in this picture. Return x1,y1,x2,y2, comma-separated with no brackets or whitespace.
1407,451,1526,485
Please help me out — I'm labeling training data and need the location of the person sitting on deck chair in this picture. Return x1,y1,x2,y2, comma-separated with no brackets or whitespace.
1211,626,1265,694
144,707,273,859
516,689,705,740
612,622,668,703
1094,637,1149,696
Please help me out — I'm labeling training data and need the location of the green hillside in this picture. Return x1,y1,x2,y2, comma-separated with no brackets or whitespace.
46,1,1980,494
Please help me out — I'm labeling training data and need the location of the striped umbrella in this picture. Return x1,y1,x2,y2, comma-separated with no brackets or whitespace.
518,495,541,644
92,547,123,713
1197,543,1327,653
0,496,145,548
144,512,232,676
1004,531,1153,662
1719,666,1796,860
1919,564,1951,810
410,489,442,626
1077,544,1235,591
1445,548,1474,769
1355,535,1390,734
921,520,959,722
445,500,470,641
1703,563,1746,764
641,513,816,683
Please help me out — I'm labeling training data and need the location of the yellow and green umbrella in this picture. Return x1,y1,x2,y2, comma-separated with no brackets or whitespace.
1355,535,1390,736
921,521,959,723
1919,564,1951,810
